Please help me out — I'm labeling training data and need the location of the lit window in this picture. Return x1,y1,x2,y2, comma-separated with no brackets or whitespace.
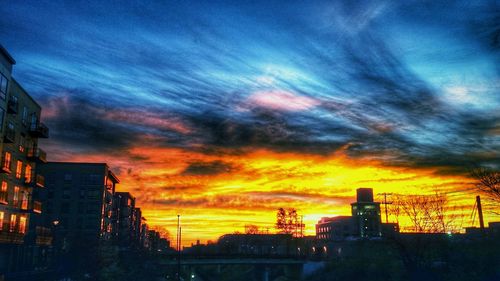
2,152,11,171
16,161,22,179
9,214,16,232
25,165,32,183
21,192,28,210
0,211,3,230
0,181,6,203
19,216,26,234
13,186,19,205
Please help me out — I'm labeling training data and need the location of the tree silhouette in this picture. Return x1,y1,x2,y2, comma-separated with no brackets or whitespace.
389,193,463,233
244,224,260,234
470,166,500,204
276,208,302,236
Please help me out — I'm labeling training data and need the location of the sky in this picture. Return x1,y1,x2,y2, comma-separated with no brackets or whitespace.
1,0,499,245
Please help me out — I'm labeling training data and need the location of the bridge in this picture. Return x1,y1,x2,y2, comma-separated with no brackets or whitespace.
157,255,313,281
159,257,306,266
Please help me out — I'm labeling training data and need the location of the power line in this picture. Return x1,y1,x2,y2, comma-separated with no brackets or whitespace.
377,193,393,223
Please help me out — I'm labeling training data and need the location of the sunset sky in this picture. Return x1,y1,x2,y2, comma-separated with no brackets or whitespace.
1,1,498,245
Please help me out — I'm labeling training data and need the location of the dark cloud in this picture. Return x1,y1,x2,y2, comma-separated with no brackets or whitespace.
1,0,498,176
182,160,234,176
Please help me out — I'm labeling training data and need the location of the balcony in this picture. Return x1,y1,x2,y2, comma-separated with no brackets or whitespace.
26,174,45,188
27,147,47,163
29,122,49,138
3,126,15,143
33,200,42,214
0,159,11,174
0,224,25,244
0,191,7,204
36,174,45,187
7,98,18,114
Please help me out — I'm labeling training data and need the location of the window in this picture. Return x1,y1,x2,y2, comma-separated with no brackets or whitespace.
0,108,4,132
62,190,71,199
16,160,22,179
19,135,25,152
19,216,27,233
0,211,3,230
25,164,32,183
64,173,72,182
22,106,28,126
2,152,11,171
13,186,19,206
21,192,28,210
0,73,8,100
30,113,38,130
9,214,16,232
0,181,6,203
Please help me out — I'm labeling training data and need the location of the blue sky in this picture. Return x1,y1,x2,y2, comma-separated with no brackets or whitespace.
1,0,498,173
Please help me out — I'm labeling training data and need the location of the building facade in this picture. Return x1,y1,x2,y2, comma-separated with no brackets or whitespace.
36,162,119,249
114,191,141,246
0,44,51,279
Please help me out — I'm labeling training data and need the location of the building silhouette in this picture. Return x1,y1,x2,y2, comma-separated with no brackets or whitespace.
316,188,385,240
36,162,120,248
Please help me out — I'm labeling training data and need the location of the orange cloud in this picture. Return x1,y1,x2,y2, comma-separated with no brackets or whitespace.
44,144,498,246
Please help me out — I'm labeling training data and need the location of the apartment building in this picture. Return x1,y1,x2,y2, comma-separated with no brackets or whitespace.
0,44,50,278
114,192,141,246
36,162,119,249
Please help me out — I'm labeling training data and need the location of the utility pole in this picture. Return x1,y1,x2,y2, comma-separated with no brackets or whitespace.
300,215,303,238
476,196,485,230
378,193,393,223
177,215,181,281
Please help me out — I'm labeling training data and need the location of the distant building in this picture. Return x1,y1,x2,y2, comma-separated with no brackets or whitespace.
114,192,137,245
0,44,51,278
36,162,119,249
316,216,356,240
316,188,386,241
351,188,382,237
218,233,294,256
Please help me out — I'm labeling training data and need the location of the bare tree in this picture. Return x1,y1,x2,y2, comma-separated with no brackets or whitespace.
244,224,260,234
389,193,463,233
470,166,500,203
150,226,171,240
276,208,300,235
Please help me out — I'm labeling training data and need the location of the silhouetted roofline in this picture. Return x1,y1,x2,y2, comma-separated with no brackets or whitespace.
45,162,120,182
46,162,109,165
0,45,16,65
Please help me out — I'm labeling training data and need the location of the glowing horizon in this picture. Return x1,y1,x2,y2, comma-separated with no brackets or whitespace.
1,1,498,246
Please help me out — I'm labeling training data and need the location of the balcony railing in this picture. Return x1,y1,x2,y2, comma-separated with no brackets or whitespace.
7,98,18,114
0,159,11,174
33,200,42,214
36,174,45,187
29,122,49,138
0,223,25,244
27,147,47,163
25,174,45,188
3,126,15,143
0,191,7,204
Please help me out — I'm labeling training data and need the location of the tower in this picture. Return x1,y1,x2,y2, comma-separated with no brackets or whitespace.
351,188,382,237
